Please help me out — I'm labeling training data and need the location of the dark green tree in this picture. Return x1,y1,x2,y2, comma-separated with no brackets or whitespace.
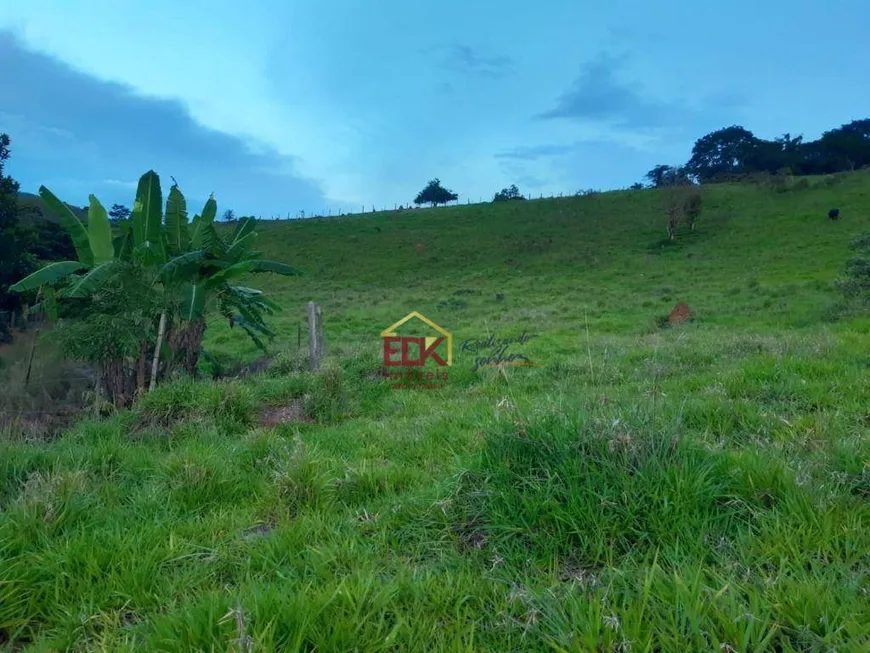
645,165,693,188
413,178,458,207
493,184,525,202
685,125,762,182
109,204,131,221
0,133,36,317
816,120,870,172
773,133,805,172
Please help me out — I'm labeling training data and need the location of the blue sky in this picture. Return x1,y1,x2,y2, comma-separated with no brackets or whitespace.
1,1,868,217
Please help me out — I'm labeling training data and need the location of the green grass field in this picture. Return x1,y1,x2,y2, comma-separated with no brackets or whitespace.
2,173,870,651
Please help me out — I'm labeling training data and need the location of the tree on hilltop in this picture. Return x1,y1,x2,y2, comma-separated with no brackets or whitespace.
815,119,870,172
493,184,526,202
685,125,761,182
109,204,131,221
645,165,692,188
414,179,458,207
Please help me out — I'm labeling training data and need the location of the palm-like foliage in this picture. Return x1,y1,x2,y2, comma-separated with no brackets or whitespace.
11,171,185,295
10,188,113,293
163,212,300,374
11,170,300,397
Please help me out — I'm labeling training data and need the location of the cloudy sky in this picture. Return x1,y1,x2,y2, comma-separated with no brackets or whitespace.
1,1,868,217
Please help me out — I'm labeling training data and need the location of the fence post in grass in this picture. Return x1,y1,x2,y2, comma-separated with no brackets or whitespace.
24,329,40,387
318,306,325,361
307,302,325,371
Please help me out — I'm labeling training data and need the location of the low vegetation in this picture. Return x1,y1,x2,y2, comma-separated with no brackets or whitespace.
8,170,299,406
1,133,870,649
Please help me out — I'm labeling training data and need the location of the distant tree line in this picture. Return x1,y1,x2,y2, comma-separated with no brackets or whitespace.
643,119,870,187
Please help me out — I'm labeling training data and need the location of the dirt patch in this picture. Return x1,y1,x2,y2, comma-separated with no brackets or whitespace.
668,302,694,325
260,397,309,427
452,517,488,551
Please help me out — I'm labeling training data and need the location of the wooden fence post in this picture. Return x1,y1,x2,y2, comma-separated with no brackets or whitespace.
317,307,325,361
307,302,325,370
24,329,40,386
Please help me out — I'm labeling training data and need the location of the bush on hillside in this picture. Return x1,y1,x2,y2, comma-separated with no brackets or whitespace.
837,232,870,308
661,185,704,240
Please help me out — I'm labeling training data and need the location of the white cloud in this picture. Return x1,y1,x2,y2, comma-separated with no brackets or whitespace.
101,179,138,189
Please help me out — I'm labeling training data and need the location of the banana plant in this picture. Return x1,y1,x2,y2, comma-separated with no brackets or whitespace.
12,169,302,387
11,171,204,396
10,189,117,296
11,170,173,296
160,199,301,375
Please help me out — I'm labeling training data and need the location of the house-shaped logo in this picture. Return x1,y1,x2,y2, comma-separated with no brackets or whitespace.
380,312,452,367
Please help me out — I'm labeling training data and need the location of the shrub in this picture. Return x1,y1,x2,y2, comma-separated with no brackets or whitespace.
837,232,870,308
305,364,349,423
51,262,161,407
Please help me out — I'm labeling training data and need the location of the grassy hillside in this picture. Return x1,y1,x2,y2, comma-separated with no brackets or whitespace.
15,191,88,224
2,173,870,650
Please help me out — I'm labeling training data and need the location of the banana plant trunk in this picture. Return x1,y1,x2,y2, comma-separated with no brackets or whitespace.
149,312,167,391
136,340,148,397
169,318,207,377
101,358,134,408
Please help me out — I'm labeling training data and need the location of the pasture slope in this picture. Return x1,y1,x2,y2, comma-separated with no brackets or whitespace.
2,173,870,651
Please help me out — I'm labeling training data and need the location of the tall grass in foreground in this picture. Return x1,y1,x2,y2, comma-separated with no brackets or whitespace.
2,354,868,650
